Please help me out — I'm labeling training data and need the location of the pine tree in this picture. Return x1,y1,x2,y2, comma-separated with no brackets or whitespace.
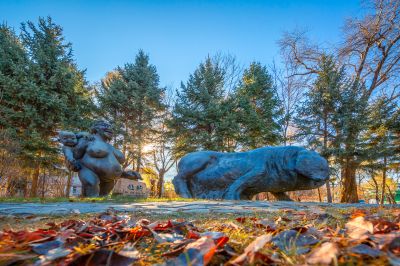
1,17,93,197
170,56,239,155
0,24,31,131
295,55,344,202
295,55,370,203
97,50,165,171
362,96,399,204
235,62,282,149
0,24,33,195
333,80,369,203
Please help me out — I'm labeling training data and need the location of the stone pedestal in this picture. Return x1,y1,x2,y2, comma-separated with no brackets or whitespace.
113,178,148,198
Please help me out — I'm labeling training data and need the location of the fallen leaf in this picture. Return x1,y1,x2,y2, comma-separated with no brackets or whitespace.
235,217,246,223
345,216,373,239
272,230,318,253
162,239,196,258
372,219,399,234
350,209,368,218
165,237,216,266
69,249,137,266
31,239,64,255
118,243,140,259
229,234,272,265
0,253,37,266
389,237,400,256
307,242,338,264
350,244,382,257
370,232,400,249
37,247,71,263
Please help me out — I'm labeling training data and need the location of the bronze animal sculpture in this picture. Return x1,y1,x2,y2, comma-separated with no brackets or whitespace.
172,146,329,200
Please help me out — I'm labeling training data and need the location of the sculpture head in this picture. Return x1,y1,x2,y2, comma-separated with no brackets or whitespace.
59,131,78,147
90,120,113,141
294,150,329,185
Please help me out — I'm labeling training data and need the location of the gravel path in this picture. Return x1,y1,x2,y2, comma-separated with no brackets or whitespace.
0,200,387,216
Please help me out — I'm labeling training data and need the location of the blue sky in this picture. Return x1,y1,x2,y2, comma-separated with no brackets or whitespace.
1,0,361,88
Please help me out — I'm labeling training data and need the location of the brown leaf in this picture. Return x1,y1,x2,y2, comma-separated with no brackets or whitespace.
68,249,137,266
0,253,37,266
235,217,246,223
350,244,382,258
370,232,400,249
350,209,368,218
372,219,399,234
345,216,373,239
165,237,216,266
272,229,319,253
30,239,64,255
307,242,338,265
389,237,400,255
229,234,272,265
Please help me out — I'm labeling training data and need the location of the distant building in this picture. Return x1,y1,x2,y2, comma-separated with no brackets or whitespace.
396,183,400,203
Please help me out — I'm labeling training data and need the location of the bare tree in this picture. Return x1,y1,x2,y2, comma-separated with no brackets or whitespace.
340,0,400,97
212,52,243,95
270,60,308,145
278,0,400,202
144,89,176,197
278,29,324,77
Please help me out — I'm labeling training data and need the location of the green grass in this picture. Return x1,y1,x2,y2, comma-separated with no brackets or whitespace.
0,195,199,204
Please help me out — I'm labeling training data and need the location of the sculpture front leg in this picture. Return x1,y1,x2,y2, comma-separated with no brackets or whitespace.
78,167,100,197
172,175,192,198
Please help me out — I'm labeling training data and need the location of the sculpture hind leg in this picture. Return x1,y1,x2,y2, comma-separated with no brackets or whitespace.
100,180,115,196
78,167,100,197
223,170,263,200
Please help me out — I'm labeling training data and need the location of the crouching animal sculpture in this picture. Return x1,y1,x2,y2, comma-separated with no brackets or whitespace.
172,146,329,200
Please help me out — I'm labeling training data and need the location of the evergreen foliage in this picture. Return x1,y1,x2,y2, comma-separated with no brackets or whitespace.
235,62,282,149
170,57,239,155
97,50,165,170
295,56,342,157
0,17,93,196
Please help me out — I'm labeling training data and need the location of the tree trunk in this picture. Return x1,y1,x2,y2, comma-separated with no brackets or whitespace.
6,175,14,196
386,184,396,205
317,188,322,202
136,143,142,172
371,175,379,202
41,170,46,198
157,172,165,198
322,118,332,203
30,164,40,197
325,181,332,203
65,170,72,198
340,159,359,203
136,115,143,172
380,156,387,205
